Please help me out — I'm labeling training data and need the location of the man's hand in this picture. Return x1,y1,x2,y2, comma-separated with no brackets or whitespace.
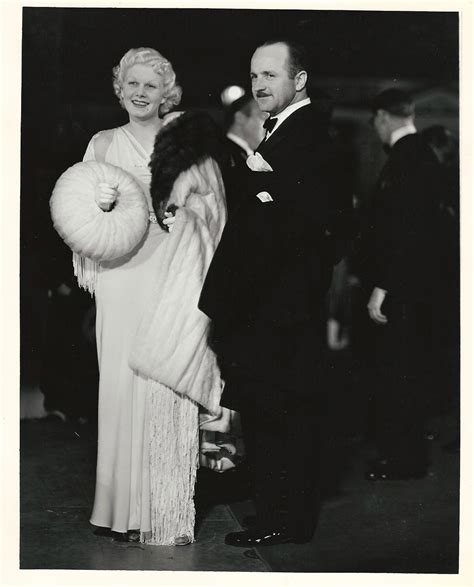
367,287,388,325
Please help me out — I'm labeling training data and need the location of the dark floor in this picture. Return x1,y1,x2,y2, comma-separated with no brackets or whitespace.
232,433,460,573
20,418,269,572
20,404,460,573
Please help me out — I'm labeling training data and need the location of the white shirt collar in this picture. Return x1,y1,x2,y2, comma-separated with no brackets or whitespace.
226,132,253,156
390,122,417,147
265,97,311,139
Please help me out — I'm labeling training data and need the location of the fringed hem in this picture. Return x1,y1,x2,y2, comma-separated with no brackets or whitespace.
73,252,98,295
142,380,199,546
140,530,196,546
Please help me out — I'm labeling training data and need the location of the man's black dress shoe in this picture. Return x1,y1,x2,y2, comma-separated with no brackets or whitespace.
365,459,427,481
225,528,294,547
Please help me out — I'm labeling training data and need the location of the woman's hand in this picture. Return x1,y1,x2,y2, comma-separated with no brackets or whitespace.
95,182,119,211
163,210,176,232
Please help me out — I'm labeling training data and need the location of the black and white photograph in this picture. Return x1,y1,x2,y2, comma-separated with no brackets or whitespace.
1,0,472,583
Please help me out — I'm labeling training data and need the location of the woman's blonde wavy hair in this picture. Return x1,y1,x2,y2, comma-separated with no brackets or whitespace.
112,47,182,117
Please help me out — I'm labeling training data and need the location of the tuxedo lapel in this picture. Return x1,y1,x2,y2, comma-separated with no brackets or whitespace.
257,125,290,157
256,104,312,158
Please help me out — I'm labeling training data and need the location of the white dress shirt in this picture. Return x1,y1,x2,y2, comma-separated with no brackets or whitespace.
226,132,254,156
390,122,417,147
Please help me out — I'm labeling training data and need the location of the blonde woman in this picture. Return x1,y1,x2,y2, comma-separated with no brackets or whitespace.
55,47,227,545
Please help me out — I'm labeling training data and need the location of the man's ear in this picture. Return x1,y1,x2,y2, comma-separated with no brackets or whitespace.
295,70,308,91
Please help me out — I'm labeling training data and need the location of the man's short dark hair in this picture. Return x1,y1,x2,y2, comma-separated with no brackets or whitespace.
371,88,415,118
258,38,309,78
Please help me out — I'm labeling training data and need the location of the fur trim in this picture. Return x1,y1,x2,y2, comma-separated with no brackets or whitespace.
129,165,226,414
149,111,226,227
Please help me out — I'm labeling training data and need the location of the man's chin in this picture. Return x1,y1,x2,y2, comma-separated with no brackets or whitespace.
256,98,273,113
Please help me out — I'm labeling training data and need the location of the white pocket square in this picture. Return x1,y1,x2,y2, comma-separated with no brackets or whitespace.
256,191,273,203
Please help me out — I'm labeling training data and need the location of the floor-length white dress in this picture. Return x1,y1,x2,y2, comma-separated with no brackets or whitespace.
83,126,198,544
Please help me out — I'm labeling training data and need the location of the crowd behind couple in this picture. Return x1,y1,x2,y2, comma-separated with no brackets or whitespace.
49,37,457,548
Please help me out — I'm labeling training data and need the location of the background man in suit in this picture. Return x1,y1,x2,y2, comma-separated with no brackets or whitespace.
223,94,265,214
365,89,443,480
200,39,349,547
225,94,265,166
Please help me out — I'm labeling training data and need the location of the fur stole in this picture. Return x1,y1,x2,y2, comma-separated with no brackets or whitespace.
130,155,227,414
149,111,227,228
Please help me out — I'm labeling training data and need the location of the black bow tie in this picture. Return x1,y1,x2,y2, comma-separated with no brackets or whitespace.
263,117,277,134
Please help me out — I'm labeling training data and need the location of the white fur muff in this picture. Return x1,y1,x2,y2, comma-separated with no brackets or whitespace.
50,160,149,262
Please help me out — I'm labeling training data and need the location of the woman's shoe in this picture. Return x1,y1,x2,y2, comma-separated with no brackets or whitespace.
174,534,192,546
127,530,141,542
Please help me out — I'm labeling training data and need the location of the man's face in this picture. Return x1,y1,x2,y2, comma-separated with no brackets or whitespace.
250,43,299,116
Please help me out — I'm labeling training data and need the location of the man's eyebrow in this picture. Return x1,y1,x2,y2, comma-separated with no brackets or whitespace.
251,69,276,76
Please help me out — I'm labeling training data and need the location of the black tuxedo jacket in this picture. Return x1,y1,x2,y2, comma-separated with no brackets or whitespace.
221,137,250,216
199,104,349,394
226,136,248,167
365,133,442,302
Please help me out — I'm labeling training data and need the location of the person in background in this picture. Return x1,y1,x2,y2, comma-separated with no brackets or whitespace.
364,88,444,480
40,246,98,424
422,125,457,167
222,94,265,214
197,95,266,476
225,94,265,166
421,124,459,449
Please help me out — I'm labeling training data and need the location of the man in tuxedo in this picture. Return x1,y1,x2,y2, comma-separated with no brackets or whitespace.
223,94,265,214
365,89,443,480
225,94,265,167
199,39,349,546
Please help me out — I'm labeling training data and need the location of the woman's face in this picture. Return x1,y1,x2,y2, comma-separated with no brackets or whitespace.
121,64,165,121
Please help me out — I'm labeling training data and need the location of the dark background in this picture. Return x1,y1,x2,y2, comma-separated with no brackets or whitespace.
21,7,459,201
22,8,458,109
20,6,459,390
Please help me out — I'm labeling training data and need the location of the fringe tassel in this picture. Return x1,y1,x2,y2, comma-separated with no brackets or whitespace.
72,252,98,295
143,381,199,545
